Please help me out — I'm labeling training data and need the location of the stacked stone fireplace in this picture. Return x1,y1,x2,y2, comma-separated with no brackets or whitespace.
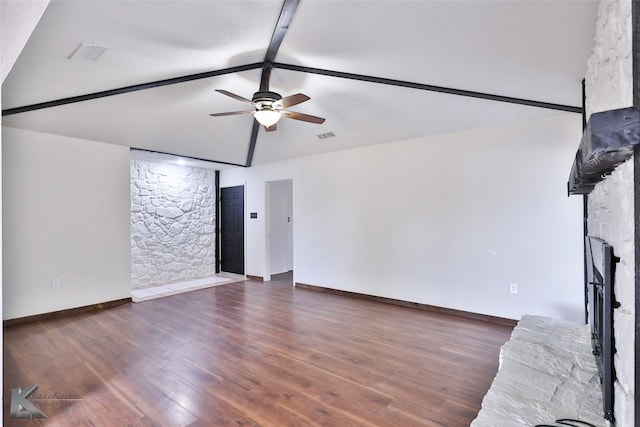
474,1,637,425
569,107,638,426
576,1,637,424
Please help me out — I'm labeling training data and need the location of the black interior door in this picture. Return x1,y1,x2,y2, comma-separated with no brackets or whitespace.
220,186,245,274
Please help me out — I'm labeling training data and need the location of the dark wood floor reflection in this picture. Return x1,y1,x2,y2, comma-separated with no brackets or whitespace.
4,273,513,426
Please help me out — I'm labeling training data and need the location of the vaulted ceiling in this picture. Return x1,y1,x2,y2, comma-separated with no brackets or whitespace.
2,0,598,168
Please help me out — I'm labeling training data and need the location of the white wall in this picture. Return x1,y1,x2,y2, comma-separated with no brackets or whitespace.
1,0,50,402
221,114,584,321
2,127,131,320
0,0,50,82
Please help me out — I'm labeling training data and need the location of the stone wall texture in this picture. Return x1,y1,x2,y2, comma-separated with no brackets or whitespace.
585,0,633,116
585,1,634,425
472,315,606,427
588,159,634,427
130,160,216,288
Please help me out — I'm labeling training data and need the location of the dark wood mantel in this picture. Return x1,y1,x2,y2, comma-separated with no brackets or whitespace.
568,106,640,195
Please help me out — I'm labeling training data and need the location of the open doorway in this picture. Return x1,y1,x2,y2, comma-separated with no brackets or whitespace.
265,179,293,282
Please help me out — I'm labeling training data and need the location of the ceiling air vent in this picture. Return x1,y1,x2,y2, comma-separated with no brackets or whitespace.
317,131,336,140
69,43,109,61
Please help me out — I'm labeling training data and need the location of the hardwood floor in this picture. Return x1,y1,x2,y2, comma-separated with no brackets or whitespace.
3,273,513,426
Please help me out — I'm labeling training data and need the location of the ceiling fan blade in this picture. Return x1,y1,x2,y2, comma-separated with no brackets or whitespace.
266,123,277,132
215,89,253,104
281,110,326,124
209,110,254,117
277,93,310,109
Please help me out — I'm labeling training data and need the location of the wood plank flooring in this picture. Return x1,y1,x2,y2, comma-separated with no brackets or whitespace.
3,273,513,426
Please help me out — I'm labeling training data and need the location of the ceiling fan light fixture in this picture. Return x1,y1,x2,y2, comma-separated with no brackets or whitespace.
254,108,281,128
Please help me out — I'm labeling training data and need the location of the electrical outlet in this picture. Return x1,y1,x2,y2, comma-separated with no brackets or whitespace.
51,279,61,289
509,283,518,294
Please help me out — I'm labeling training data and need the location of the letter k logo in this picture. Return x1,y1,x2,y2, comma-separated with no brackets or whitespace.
10,385,48,419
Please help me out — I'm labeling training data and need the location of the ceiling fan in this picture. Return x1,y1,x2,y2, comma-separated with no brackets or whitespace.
210,89,325,131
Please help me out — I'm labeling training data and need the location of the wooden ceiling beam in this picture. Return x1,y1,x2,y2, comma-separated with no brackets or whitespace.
246,0,301,167
273,62,582,114
1,63,263,116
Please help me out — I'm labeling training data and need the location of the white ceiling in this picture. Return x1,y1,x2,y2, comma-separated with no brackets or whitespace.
2,0,598,168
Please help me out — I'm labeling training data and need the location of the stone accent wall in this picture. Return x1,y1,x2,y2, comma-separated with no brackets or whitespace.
585,0,633,117
587,160,634,427
130,160,216,288
584,1,634,425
